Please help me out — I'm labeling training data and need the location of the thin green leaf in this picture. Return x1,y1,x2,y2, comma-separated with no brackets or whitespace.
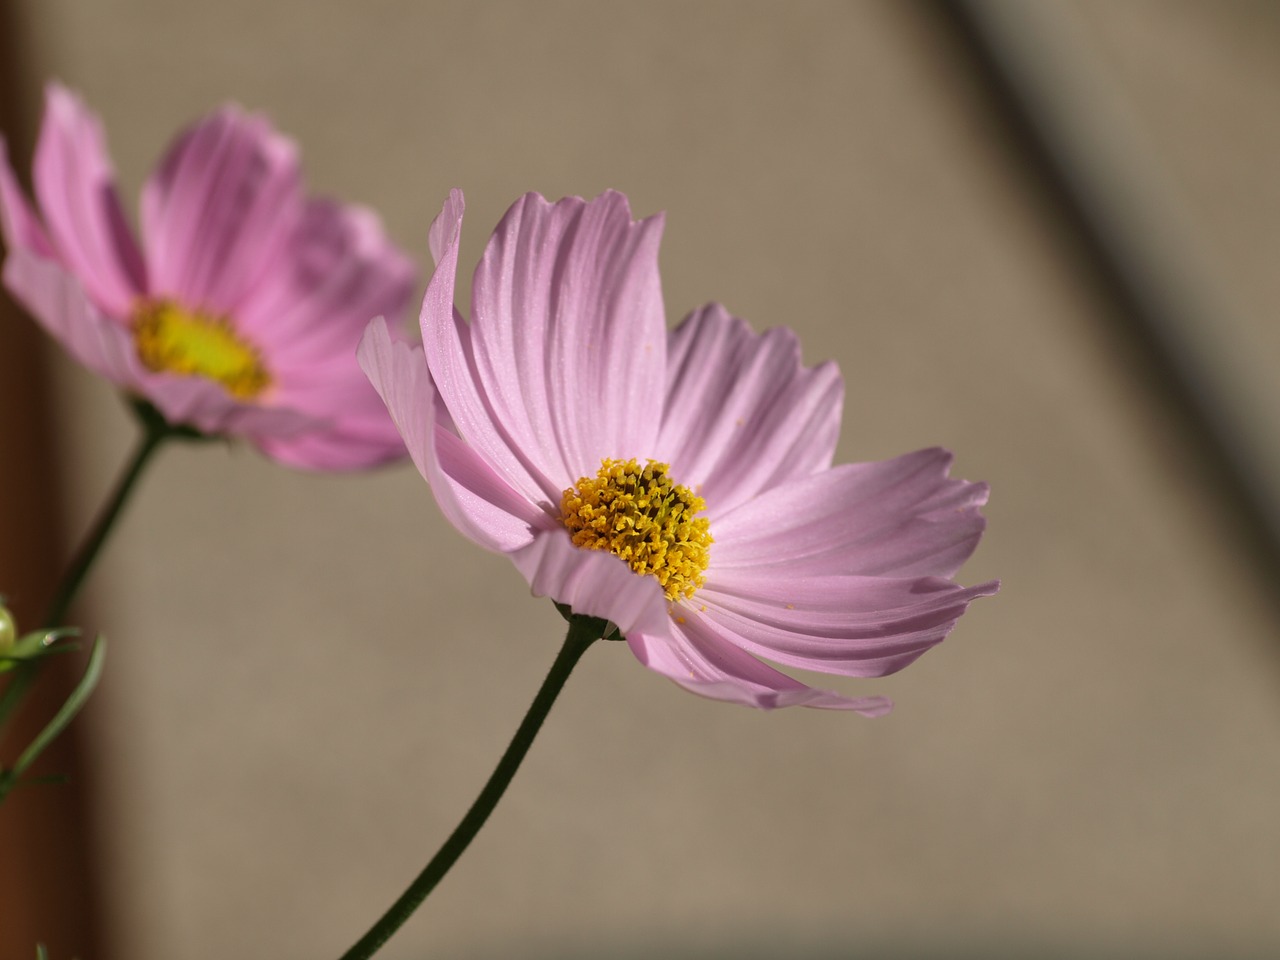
10,635,106,779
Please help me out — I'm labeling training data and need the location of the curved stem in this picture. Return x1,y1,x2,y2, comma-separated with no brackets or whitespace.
337,616,604,960
43,414,169,628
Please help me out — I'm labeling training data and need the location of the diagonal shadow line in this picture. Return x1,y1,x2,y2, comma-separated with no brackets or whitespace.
933,0,1280,631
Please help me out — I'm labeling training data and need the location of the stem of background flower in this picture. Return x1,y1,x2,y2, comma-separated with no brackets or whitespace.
2,405,168,802
336,615,605,960
42,405,173,629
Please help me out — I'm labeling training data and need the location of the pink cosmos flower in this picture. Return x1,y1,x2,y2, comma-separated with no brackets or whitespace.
0,83,415,470
360,190,998,713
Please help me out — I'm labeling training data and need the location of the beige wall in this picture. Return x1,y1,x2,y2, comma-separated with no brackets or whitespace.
6,1,1280,957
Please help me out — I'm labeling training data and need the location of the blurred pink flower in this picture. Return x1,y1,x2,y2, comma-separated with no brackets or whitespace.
0,83,415,470
360,190,998,713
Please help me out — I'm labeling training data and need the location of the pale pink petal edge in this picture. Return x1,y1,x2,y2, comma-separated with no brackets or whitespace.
358,315,540,552
628,618,893,715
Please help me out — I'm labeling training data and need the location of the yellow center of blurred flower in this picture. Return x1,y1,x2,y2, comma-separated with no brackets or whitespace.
132,301,270,399
561,458,712,601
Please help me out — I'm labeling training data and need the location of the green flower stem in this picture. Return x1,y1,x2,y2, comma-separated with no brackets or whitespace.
7,404,168,774
337,615,605,960
3,397,193,803
43,401,179,628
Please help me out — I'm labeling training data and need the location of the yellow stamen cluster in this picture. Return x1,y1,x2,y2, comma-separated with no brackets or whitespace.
561,458,712,601
133,300,270,399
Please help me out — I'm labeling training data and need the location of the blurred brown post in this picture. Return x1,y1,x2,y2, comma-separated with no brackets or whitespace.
0,1,108,956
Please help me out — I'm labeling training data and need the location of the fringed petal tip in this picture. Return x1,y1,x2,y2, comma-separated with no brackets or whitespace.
500,188,661,227
427,188,465,266
694,571,998,681
711,447,994,581
658,302,845,516
463,187,667,493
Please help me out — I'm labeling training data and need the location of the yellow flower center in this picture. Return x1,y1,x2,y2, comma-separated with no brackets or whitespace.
561,458,712,601
132,300,270,399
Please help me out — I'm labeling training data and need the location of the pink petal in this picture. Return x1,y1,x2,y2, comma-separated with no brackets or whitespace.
359,316,541,551
195,190,415,470
252,366,407,470
2,246,143,386
468,191,667,486
262,354,408,468
4,245,318,441
656,303,843,518
31,83,145,317
140,105,302,315
136,368,317,439
711,448,990,579
236,198,415,367
419,190,565,507
627,615,892,714
427,188,464,266
358,319,433,477
698,570,999,678
0,137,55,259
511,529,674,640
252,427,405,472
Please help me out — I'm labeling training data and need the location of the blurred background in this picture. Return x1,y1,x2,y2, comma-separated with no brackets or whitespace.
1,1,1278,958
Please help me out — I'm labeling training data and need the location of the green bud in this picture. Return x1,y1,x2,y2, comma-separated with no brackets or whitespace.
0,603,15,654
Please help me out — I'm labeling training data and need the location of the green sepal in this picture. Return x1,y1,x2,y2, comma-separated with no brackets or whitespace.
551,602,622,641
128,395,220,443
0,628,81,672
